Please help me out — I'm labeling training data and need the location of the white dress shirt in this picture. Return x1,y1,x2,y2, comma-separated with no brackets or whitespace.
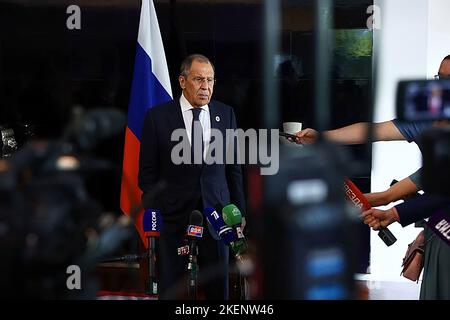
179,93,211,159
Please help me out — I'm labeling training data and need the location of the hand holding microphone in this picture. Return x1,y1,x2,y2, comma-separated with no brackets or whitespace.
344,179,397,246
361,207,401,231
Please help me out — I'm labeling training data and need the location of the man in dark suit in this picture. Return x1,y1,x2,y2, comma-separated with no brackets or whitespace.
138,54,246,299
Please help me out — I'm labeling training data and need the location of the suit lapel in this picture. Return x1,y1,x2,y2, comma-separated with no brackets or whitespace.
209,100,226,134
167,99,186,131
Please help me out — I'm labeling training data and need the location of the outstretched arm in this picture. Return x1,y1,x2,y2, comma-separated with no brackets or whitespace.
364,176,420,207
362,194,450,229
294,121,405,145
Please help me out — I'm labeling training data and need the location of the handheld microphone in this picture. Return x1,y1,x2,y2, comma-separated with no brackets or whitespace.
186,210,203,300
344,178,397,246
220,204,252,300
143,208,162,295
143,208,162,238
222,204,245,239
222,204,248,257
204,207,237,245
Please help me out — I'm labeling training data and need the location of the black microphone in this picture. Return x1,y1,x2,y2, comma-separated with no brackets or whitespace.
101,253,148,263
186,210,203,300
143,208,162,295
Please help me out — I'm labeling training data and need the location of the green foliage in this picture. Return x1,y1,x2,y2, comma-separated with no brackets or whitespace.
335,30,373,58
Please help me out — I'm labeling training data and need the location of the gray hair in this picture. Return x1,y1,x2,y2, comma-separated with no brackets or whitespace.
180,54,215,77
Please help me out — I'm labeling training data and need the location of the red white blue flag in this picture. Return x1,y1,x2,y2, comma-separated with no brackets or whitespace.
120,0,172,245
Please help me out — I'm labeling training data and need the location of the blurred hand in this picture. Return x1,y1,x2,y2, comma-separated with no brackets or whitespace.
361,207,400,230
241,217,246,232
294,128,319,145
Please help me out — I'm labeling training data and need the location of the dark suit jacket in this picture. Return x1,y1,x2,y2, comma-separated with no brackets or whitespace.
397,194,450,227
138,98,246,234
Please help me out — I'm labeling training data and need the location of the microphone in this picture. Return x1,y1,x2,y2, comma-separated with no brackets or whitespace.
221,204,248,257
220,204,252,300
203,207,237,245
222,204,245,238
344,178,397,246
186,210,203,300
143,208,162,295
101,253,148,263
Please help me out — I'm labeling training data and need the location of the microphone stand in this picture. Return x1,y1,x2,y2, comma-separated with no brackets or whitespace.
187,239,199,300
146,236,158,295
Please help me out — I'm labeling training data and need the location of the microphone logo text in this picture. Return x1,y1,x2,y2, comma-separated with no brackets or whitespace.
151,211,158,231
344,184,363,209
187,225,204,238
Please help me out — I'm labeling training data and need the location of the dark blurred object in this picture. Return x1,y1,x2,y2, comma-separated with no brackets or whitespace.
421,127,450,196
68,106,127,152
0,107,132,299
396,79,450,122
0,127,17,158
396,79,450,196
261,143,359,299
38,107,126,175
0,123,35,158
93,262,145,296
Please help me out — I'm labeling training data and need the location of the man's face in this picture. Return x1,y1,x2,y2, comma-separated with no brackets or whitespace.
438,58,450,78
179,60,215,108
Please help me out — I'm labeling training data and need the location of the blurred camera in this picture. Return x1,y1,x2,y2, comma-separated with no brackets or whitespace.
0,123,35,158
396,79,450,121
0,107,130,299
0,127,18,158
396,79,450,195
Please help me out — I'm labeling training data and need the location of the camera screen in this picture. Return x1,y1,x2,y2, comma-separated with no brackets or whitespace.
397,79,450,121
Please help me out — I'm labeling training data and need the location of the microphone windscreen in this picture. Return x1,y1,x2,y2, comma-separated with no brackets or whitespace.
344,178,371,211
204,207,237,245
189,210,203,227
143,209,162,237
186,210,204,238
204,207,223,229
222,204,242,226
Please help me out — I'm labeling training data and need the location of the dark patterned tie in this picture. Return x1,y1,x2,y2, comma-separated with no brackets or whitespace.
191,108,204,164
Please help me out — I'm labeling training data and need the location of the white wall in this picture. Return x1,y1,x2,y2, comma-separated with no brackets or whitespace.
370,0,450,282
427,1,450,77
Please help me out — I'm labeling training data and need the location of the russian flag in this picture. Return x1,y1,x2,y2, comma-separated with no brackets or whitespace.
120,0,172,246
